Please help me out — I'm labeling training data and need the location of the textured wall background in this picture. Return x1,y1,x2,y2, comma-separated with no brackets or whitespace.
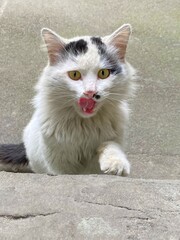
0,0,179,179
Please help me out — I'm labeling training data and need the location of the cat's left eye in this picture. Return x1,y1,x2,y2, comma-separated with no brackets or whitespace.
98,69,110,79
68,71,81,81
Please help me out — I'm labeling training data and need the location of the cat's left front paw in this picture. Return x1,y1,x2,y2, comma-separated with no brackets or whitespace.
98,143,130,176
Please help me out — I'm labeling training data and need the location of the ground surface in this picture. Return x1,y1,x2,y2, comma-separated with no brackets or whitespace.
0,172,180,240
0,0,179,239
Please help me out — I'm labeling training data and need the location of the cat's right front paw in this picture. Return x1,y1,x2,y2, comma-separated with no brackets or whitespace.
98,142,130,176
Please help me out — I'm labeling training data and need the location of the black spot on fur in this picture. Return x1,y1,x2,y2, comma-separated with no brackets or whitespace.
94,94,101,100
91,37,106,55
0,143,28,166
105,56,122,75
91,37,103,45
91,37,122,75
65,39,88,56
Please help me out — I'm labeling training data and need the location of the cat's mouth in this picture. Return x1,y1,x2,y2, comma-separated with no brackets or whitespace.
78,98,97,115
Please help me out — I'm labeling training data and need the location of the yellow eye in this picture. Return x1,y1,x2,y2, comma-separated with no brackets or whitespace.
68,71,81,81
98,69,110,79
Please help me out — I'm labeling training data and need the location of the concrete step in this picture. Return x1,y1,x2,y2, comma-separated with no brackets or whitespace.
0,172,180,240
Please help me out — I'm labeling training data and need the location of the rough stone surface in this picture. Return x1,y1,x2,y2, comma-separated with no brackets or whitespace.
0,172,180,240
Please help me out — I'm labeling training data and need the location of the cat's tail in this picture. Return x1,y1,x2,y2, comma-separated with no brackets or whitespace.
0,143,32,173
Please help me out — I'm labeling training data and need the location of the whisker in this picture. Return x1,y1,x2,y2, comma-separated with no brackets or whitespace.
105,99,120,108
108,92,124,96
107,98,120,103
60,100,74,109
103,92,123,100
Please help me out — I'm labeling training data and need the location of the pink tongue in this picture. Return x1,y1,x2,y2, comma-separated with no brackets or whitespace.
78,98,96,114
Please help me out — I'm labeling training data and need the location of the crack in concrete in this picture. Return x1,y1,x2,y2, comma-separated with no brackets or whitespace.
120,216,152,220
73,199,180,216
0,212,58,220
73,199,157,220
73,199,145,214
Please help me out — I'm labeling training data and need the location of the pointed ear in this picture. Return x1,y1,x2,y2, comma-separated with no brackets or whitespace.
41,28,66,65
104,24,132,62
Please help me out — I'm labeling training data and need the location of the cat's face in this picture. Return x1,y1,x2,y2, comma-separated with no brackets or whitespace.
41,25,132,118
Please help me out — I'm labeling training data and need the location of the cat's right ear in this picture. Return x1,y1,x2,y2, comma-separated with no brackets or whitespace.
41,28,66,65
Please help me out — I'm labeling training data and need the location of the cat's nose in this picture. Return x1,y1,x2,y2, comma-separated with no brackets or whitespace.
83,91,97,98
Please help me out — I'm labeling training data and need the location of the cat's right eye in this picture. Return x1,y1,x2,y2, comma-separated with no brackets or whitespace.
68,71,81,81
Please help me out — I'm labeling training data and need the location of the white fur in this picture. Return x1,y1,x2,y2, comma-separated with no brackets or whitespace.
98,142,130,176
23,30,136,176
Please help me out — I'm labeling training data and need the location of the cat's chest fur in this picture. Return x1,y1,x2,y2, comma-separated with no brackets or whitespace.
24,100,124,175
41,112,119,174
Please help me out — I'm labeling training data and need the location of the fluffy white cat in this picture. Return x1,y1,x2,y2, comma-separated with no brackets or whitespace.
0,24,136,175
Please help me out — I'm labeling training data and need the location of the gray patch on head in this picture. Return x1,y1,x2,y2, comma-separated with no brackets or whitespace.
91,37,106,55
91,37,122,75
64,39,88,56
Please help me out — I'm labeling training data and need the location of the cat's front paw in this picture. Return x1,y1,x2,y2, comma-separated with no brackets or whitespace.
98,143,130,176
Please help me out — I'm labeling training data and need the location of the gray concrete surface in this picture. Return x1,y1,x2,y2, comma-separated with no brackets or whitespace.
0,172,180,240
0,0,179,179
0,0,180,239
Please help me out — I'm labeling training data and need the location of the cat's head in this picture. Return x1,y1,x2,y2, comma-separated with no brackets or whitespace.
39,24,135,118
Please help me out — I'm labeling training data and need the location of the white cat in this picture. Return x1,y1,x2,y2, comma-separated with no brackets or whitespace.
0,24,136,175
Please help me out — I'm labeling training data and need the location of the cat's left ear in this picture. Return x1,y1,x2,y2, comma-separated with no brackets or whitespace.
103,24,132,62
41,28,66,65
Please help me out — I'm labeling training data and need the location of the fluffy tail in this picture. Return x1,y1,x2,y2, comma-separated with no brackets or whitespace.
0,143,32,173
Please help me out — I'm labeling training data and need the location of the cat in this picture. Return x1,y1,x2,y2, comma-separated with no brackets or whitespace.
0,24,136,175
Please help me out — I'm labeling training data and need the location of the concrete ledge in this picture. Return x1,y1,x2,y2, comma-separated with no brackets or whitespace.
0,172,179,240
